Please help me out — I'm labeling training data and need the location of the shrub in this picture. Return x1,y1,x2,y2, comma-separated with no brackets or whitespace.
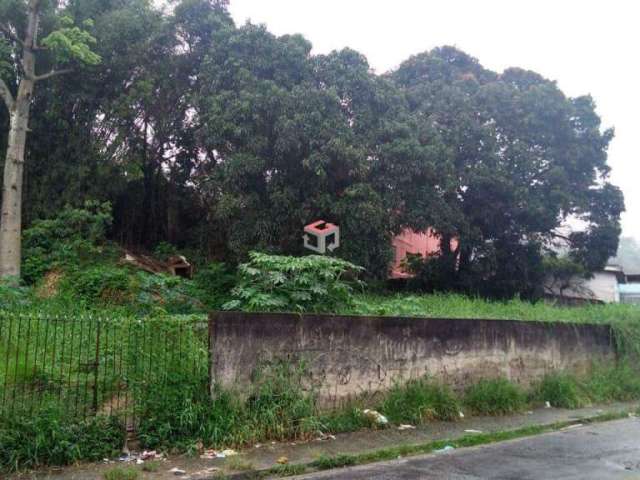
223,252,363,313
190,262,237,309
0,407,124,472
22,201,113,284
61,265,133,305
533,372,587,409
380,378,460,423
463,378,526,415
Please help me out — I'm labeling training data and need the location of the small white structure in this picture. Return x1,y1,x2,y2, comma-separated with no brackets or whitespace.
303,220,340,254
544,265,623,304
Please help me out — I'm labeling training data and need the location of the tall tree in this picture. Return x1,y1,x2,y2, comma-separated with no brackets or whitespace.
0,0,99,280
392,47,624,298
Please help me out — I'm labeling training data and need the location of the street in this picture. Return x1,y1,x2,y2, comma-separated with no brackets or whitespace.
291,418,640,480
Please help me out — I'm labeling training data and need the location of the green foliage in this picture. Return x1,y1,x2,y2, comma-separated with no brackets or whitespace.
223,252,363,313
312,454,357,470
583,363,640,403
103,466,140,480
136,360,317,450
61,264,132,305
464,378,527,415
41,16,101,66
533,373,587,409
22,201,113,284
0,407,124,472
190,262,237,309
380,378,460,423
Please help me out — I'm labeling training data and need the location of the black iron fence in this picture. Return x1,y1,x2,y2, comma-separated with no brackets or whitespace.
0,311,208,422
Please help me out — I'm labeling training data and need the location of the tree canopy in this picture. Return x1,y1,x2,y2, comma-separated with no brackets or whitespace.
0,0,624,298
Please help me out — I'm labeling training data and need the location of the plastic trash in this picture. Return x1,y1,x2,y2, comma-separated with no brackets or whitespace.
545,401,551,408
434,445,455,453
398,424,416,431
169,467,186,476
464,429,482,434
363,409,389,425
458,411,465,418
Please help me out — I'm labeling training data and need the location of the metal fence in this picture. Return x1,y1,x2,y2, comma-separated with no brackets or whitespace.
0,311,209,422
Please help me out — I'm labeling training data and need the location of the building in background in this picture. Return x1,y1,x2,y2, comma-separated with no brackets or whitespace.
389,229,458,279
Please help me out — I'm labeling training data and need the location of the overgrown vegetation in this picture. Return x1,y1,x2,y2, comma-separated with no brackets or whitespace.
0,406,124,472
223,252,363,313
464,378,527,415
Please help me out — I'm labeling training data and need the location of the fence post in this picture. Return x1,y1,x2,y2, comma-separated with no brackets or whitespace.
208,313,216,401
92,319,101,414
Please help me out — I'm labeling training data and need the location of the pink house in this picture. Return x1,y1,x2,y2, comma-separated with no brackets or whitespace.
390,228,458,279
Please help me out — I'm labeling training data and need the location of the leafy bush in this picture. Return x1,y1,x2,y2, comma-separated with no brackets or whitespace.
380,378,460,423
0,407,124,472
61,265,132,305
223,252,363,312
533,372,587,409
463,378,526,415
22,201,113,284
189,262,237,309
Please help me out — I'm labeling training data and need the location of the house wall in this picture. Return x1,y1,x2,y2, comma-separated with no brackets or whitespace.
209,312,615,406
545,271,620,304
390,228,458,279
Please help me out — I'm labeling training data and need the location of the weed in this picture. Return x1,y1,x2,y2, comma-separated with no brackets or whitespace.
311,454,358,470
0,406,124,472
380,377,460,423
533,372,588,409
141,460,160,472
269,463,308,476
584,362,640,402
317,405,371,433
464,378,527,415
103,466,140,480
226,456,254,471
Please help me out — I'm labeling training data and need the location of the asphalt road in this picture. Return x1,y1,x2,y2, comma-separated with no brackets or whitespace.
291,417,640,480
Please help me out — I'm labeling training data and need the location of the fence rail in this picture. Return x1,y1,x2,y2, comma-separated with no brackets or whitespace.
0,312,209,422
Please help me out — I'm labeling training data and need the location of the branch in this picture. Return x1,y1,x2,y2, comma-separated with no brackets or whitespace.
0,23,24,47
33,68,72,82
0,78,15,110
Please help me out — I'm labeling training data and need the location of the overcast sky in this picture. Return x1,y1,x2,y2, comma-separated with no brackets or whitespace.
228,0,639,240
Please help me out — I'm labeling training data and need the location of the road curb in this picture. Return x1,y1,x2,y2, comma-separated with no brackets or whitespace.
214,408,637,479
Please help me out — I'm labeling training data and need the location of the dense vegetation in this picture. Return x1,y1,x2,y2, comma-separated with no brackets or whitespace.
1,0,624,298
0,0,637,474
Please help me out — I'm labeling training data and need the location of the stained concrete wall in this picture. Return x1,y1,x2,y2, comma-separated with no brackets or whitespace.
209,312,615,405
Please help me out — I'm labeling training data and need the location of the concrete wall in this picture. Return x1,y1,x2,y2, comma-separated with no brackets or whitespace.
209,312,615,406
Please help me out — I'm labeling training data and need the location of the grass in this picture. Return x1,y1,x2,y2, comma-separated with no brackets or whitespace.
349,292,640,324
380,378,460,423
0,406,124,472
464,378,527,415
225,456,254,471
141,460,160,472
103,466,140,480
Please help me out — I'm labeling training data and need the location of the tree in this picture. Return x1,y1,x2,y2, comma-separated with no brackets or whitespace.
391,47,624,298
0,0,100,281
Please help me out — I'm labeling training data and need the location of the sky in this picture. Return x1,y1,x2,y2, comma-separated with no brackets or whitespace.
228,0,639,240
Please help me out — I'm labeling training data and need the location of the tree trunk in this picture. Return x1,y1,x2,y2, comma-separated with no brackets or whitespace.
0,85,32,279
0,0,39,282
